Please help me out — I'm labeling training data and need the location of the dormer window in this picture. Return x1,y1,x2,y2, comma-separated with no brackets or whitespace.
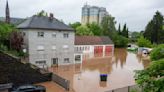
38,32,44,37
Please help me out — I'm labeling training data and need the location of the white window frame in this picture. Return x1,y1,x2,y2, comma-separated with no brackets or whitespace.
63,33,69,38
38,32,44,37
37,45,44,51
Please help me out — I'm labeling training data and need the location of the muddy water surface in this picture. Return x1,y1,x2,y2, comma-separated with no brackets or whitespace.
40,49,150,92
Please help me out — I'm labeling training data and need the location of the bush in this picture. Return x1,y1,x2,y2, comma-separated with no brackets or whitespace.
113,35,129,48
135,59,164,92
0,44,8,51
150,44,164,61
137,36,152,48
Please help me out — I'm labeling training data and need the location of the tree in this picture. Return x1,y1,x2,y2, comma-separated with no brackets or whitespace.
37,10,48,17
135,59,164,92
101,15,117,38
121,23,129,38
118,23,121,35
69,22,81,30
10,31,23,51
76,25,93,36
87,23,102,36
0,22,14,47
144,20,154,42
113,35,128,48
144,11,164,44
137,36,152,47
130,31,141,43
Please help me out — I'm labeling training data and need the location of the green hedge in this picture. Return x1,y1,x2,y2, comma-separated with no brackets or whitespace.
150,44,164,61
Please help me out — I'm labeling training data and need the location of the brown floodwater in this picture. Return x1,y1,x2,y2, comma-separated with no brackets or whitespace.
39,48,151,92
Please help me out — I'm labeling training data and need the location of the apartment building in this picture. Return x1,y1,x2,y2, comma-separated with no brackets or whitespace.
81,4,109,25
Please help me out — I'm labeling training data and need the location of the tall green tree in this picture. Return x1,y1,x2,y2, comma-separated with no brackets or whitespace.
0,22,14,47
118,23,121,35
121,23,128,38
144,20,154,42
101,15,117,38
144,11,164,44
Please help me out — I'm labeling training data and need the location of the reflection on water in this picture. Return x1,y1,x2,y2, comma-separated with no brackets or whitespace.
42,49,151,92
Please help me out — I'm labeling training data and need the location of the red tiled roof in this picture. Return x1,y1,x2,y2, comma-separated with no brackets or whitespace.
75,36,113,45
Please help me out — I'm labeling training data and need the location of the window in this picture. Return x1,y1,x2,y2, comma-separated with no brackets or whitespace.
63,33,69,38
35,61,46,65
63,45,69,49
37,45,44,51
52,33,56,38
64,58,70,63
52,45,56,50
38,32,44,37
75,55,81,61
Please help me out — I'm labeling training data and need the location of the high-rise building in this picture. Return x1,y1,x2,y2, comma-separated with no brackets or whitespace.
5,0,10,24
81,4,109,25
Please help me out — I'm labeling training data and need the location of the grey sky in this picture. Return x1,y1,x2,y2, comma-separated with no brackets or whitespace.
0,0,164,32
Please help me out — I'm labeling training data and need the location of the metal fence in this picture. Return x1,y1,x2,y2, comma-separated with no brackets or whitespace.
105,85,142,92
52,73,70,91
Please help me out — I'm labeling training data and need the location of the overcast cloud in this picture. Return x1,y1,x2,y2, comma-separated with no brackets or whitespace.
0,0,164,31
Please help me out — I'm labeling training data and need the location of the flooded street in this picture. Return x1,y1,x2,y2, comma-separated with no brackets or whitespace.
40,48,150,92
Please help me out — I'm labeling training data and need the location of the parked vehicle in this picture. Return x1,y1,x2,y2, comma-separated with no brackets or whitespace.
11,85,46,92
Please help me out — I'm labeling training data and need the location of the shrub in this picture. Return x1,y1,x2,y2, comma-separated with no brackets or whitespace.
113,35,129,48
135,59,164,92
137,36,152,48
150,44,164,61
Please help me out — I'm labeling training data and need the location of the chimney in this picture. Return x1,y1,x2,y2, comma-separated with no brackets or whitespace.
49,13,54,21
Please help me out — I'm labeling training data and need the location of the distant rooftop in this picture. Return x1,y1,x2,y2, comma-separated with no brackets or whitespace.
17,15,74,31
75,36,113,45
0,17,25,25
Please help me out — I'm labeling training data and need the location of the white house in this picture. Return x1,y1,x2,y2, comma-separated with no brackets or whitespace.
17,14,75,68
74,36,114,64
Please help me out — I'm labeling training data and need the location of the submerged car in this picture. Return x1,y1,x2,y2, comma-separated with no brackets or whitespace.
11,85,46,92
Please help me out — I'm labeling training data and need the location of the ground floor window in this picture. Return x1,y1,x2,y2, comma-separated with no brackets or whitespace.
52,58,58,65
35,60,46,65
64,58,70,63
75,55,81,62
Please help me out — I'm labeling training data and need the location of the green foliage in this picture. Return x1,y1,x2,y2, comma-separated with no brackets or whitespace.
121,23,129,38
137,36,152,47
101,15,117,37
69,22,81,30
144,11,164,44
76,25,94,36
130,31,141,43
150,44,164,61
118,23,121,35
87,23,102,36
0,22,14,44
0,44,8,51
37,10,48,17
135,59,164,92
113,35,128,48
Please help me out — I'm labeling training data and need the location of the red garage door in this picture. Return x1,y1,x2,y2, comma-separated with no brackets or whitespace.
105,46,113,56
94,46,103,57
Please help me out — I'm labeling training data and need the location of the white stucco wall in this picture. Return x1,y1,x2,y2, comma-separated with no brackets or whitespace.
22,29,75,67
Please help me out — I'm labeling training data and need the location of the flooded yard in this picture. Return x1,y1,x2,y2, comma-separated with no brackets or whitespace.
40,48,150,92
